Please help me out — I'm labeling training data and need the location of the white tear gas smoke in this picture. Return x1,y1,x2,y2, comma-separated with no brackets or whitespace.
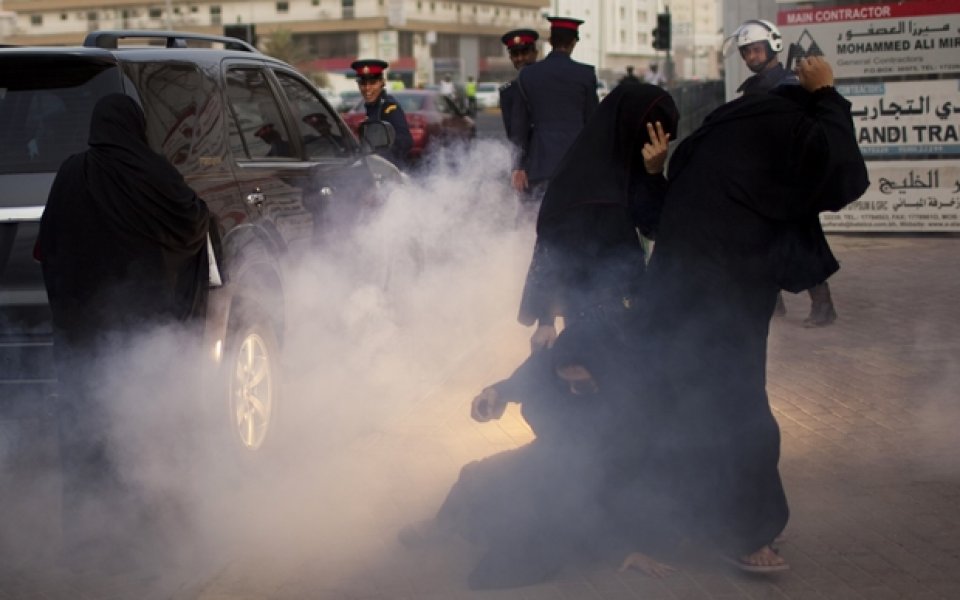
2,139,542,590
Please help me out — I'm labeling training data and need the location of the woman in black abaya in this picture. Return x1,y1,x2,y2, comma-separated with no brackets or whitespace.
37,93,212,568
643,57,869,571
518,83,678,352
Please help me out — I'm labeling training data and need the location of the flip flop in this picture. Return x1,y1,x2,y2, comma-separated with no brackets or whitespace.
722,551,790,574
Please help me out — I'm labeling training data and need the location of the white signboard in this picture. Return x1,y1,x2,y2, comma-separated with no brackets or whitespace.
777,0,960,80
820,161,960,231
839,79,960,156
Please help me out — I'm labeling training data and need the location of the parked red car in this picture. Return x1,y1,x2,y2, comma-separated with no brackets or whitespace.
343,89,476,161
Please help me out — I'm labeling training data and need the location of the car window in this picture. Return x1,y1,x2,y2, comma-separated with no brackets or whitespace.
122,62,215,169
393,94,425,113
225,67,297,160
0,59,120,174
478,83,498,92
274,71,350,160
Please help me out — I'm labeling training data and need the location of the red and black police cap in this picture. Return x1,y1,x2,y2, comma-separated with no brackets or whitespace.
501,29,539,52
546,16,585,39
350,59,389,80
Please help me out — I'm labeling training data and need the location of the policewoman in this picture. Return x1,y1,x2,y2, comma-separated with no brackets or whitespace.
351,58,413,168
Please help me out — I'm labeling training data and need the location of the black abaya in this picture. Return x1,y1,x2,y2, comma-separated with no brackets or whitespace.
518,83,679,327
645,85,869,556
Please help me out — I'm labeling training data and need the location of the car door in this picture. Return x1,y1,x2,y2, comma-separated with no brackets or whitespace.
269,69,387,243
223,63,314,257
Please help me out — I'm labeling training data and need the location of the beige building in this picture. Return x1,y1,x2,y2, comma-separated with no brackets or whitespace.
0,0,554,85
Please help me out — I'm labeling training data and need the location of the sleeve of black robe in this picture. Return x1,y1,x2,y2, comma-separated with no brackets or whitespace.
772,85,870,217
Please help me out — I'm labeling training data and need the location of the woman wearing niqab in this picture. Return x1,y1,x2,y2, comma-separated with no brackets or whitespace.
37,93,212,566
517,83,679,346
642,58,869,569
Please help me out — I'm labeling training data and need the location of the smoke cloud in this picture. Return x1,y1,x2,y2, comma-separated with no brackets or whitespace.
0,138,540,593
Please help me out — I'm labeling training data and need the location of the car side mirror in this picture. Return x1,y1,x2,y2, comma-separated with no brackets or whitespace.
359,121,396,152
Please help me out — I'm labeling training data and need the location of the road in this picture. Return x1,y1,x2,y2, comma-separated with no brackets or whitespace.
1,121,958,599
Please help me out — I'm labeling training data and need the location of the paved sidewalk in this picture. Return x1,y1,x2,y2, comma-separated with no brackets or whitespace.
1,234,958,599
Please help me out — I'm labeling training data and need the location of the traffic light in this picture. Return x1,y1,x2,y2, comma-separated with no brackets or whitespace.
652,12,671,51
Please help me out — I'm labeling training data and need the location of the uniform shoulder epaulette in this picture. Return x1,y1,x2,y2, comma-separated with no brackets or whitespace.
384,102,398,114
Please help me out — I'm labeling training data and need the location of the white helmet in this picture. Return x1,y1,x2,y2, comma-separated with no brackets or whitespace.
723,19,783,56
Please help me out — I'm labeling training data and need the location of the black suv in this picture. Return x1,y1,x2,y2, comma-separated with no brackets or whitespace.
0,31,401,456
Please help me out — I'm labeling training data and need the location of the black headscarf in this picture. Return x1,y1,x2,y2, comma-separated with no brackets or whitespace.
39,94,212,338
517,84,679,326
536,83,679,231
83,94,209,255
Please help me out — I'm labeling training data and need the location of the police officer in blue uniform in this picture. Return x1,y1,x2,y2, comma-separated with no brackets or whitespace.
498,29,539,142
351,58,413,168
508,16,598,202
499,29,540,219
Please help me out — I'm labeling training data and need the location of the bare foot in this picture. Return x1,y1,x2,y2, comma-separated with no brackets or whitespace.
619,552,676,578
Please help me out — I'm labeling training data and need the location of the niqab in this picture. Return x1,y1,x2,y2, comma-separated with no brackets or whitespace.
536,83,679,231
39,93,211,337
83,94,209,254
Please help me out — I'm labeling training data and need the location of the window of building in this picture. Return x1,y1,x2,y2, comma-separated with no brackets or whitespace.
313,0,321,5
210,5,221,25
148,7,162,19
276,1,289,13
60,12,68,20
620,6,625,19
30,14,42,26
342,0,354,18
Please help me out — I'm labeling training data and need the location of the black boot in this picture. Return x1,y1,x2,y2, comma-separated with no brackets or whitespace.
804,282,837,327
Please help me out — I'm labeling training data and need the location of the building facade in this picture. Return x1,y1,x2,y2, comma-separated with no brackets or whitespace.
546,0,722,83
0,0,550,85
1,0,721,85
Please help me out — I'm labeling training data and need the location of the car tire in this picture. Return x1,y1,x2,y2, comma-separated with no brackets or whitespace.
222,312,282,460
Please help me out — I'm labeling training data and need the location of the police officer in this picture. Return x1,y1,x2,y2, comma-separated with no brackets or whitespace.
728,19,838,326
508,16,598,203
498,29,539,139
351,58,413,168
729,19,799,94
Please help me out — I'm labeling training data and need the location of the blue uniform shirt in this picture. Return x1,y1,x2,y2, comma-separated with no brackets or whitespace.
364,90,414,167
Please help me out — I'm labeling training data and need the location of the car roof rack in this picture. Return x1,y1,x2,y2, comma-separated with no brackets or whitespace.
83,30,258,53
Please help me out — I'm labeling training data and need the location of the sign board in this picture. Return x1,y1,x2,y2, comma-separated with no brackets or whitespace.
776,0,960,232
777,0,960,79
820,160,960,230
841,79,960,156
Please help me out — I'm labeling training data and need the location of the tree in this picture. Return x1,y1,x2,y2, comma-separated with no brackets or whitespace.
261,29,310,67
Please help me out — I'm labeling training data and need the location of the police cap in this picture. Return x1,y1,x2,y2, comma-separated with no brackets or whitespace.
350,59,389,81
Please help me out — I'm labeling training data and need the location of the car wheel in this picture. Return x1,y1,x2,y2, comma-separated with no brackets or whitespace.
224,318,280,454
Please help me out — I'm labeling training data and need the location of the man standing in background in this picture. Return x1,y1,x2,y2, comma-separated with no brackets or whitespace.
499,28,540,214
508,16,598,204
728,18,838,327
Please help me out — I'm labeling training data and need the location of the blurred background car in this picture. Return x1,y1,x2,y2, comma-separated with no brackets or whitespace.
342,89,476,162
474,82,501,110
337,90,362,113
